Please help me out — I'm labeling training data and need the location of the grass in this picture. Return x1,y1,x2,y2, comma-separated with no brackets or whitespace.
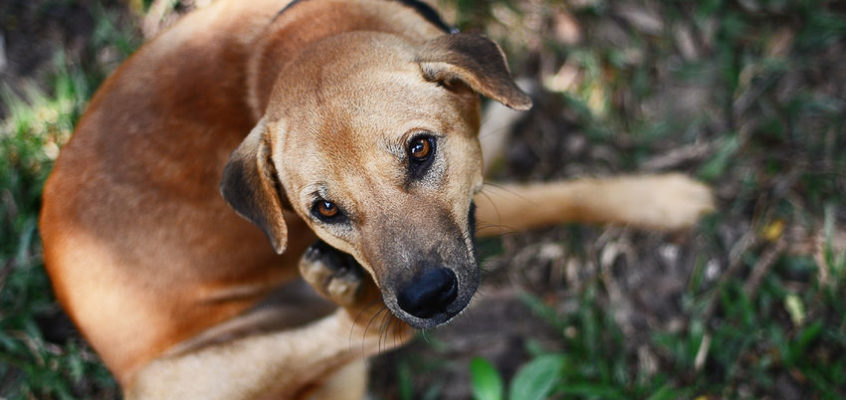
1,3,138,397
460,244,845,399
2,0,845,399
0,61,118,398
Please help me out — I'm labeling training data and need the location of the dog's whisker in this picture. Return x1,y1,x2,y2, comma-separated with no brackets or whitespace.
477,187,497,207
377,311,387,352
481,181,524,196
347,299,381,345
378,308,394,353
372,308,390,353
475,222,522,237
476,222,512,230
356,305,381,354
476,188,526,236
362,305,386,344
358,305,381,336
353,299,380,325
383,313,393,352
419,329,431,344
391,317,406,350
476,188,501,224
481,182,546,214
388,318,396,350
388,317,398,350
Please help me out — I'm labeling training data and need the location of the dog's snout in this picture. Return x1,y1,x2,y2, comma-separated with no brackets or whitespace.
396,267,458,319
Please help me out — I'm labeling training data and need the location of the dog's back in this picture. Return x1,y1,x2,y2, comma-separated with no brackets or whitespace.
40,0,331,384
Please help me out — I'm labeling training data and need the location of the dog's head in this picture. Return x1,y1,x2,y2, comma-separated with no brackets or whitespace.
221,32,530,329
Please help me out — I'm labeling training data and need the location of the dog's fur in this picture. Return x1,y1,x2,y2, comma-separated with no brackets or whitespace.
39,0,714,398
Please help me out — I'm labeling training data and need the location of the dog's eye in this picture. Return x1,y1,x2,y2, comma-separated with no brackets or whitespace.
311,200,343,222
316,201,338,217
407,135,436,179
408,137,432,161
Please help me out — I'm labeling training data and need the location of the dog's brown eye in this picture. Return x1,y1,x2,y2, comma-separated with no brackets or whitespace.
406,135,437,181
316,201,338,218
408,137,432,161
311,199,346,223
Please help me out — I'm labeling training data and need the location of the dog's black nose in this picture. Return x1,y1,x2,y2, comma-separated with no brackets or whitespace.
397,268,458,319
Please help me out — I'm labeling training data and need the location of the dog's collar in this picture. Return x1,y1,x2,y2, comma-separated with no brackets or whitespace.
394,0,458,34
273,0,458,34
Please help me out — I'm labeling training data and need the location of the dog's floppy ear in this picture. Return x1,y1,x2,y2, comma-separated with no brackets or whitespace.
220,118,288,254
417,33,532,110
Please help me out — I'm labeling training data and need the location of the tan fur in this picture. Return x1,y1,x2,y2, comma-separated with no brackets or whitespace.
39,0,713,398
475,174,714,237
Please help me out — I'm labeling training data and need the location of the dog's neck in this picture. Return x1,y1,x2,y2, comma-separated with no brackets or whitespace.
246,0,449,120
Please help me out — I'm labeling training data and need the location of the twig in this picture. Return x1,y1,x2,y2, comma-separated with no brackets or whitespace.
0,257,14,293
805,232,829,291
694,333,712,372
743,237,787,298
702,231,758,322
641,141,714,171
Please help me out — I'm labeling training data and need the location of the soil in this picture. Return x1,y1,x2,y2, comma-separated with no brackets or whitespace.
0,0,137,118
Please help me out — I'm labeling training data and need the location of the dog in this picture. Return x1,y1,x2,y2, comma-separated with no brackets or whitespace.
39,0,714,398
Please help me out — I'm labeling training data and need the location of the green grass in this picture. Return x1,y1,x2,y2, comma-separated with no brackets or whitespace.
1,3,139,397
2,0,846,399
1,68,110,399
0,56,121,400
465,250,846,399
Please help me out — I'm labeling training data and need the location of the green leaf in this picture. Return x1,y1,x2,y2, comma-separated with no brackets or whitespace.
698,135,740,182
470,357,504,400
398,361,413,400
646,383,680,400
508,354,565,400
559,383,625,399
788,321,824,361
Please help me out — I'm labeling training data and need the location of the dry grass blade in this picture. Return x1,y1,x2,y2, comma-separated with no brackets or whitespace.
743,237,787,299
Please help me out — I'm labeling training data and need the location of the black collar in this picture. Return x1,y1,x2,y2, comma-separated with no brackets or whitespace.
273,0,457,34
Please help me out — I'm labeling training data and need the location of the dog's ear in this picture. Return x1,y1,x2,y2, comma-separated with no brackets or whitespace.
220,118,288,254
417,33,532,110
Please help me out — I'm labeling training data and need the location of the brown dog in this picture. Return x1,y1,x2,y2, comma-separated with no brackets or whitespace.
39,0,713,398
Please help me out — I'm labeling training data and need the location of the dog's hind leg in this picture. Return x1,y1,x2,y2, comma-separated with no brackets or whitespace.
475,174,714,236
127,243,409,400
125,308,393,400
302,359,369,400
475,82,712,234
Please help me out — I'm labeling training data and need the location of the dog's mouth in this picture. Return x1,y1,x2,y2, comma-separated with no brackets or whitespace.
303,240,477,329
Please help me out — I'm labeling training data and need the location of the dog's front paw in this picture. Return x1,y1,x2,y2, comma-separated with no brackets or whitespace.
299,240,365,307
299,241,412,344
